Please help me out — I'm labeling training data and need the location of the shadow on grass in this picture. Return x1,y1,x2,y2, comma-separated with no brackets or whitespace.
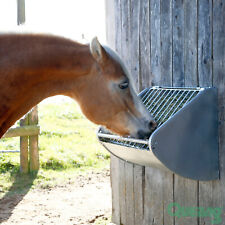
0,171,37,223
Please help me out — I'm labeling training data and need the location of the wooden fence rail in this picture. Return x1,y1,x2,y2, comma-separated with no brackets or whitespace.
2,125,39,138
0,106,39,173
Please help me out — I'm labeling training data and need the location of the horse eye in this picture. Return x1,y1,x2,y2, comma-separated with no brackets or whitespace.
119,82,129,89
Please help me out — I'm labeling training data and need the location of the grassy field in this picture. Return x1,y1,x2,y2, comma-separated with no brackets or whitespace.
0,97,110,195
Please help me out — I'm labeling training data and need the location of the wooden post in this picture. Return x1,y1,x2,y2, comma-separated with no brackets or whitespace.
20,115,29,173
17,0,25,25
1,107,39,173
28,106,39,172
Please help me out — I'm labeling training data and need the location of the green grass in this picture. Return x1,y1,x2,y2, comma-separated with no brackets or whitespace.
0,97,110,195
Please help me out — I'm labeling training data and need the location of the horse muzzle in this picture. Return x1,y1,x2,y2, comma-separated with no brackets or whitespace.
133,119,157,139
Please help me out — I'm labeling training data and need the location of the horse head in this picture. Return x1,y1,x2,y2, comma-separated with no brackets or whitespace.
74,38,156,139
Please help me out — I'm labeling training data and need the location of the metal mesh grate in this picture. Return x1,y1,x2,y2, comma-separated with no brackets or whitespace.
98,87,202,151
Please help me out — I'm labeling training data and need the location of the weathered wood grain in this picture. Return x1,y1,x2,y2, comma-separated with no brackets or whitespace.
172,0,185,86
144,168,174,225
198,0,213,87
116,0,132,224
20,115,29,173
210,1,225,224
197,1,218,225
150,0,161,86
110,155,120,224
138,1,151,224
121,1,136,224
184,0,198,86
173,2,198,225
125,162,134,225
28,106,39,172
160,0,173,85
121,0,130,67
112,0,124,224
138,3,155,224
115,0,122,55
106,1,121,224
174,177,198,225
143,1,162,224
160,1,174,225
105,0,115,50
133,165,144,225
144,168,162,225
139,0,151,90
119,160,126,225
129,0,140,92
129,0,145,224
144,0,174,224
106,0,225,224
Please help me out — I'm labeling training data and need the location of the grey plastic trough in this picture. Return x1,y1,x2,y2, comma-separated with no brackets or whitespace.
97,87,219,181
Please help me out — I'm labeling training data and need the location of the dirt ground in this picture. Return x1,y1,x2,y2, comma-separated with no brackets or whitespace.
0,170,112,225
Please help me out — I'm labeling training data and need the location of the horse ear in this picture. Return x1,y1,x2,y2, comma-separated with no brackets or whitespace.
90,37,107,64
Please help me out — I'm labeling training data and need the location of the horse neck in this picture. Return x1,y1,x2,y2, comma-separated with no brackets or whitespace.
0,34,95,136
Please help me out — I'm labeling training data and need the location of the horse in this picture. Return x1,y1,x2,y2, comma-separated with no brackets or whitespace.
0,34,156,139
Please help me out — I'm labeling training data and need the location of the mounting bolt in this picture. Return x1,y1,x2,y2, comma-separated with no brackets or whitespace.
152,142,158,151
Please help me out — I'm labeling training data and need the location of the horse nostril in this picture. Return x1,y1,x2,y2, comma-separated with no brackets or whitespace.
148,120,157,131
137,130,145,139
137,130,151,139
